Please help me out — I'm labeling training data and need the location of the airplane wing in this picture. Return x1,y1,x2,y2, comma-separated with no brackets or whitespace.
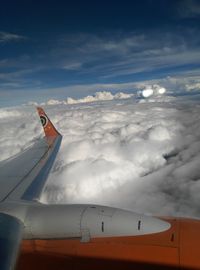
0,107,62,202
0,107,62,270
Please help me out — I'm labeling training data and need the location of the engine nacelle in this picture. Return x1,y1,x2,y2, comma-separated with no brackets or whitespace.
23,204,170,241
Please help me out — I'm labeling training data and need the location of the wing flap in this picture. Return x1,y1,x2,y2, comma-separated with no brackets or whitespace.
0,139,48,201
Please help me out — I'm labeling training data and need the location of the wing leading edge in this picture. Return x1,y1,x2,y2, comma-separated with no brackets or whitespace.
0,107,62,202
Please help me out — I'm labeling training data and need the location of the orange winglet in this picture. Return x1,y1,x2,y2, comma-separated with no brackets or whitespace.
37,107,61,139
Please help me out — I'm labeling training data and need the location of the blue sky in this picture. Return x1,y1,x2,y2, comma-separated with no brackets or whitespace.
1,0,200,106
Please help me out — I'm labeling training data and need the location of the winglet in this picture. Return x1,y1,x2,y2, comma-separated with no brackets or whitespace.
37,107,61,139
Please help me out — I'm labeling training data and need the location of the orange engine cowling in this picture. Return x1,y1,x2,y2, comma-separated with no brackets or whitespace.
17,217,200,270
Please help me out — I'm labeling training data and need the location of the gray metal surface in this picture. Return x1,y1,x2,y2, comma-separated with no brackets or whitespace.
0,136,61,202
81,206,170,237
21,136,62,201
24,204,86,239
9,204,170,240
0,139,47,201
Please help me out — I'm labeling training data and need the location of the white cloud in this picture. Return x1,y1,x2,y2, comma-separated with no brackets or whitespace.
0,31,26,43
37,91,135,106
162,73,200,93
1,96,200,219
63,62,82,70
139,84,167,98
142,88,154,98
46,99,65,105
65,91,134,104
158,87,166,94
185,82,200,91
0,108,22,119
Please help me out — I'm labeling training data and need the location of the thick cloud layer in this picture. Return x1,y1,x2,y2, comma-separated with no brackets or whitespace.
1,95,200,218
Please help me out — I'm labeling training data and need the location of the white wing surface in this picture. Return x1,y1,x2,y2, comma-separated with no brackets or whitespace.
0,107,62,270
0,107,62,202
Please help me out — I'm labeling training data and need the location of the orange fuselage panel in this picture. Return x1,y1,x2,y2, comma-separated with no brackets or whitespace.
17,218,200,270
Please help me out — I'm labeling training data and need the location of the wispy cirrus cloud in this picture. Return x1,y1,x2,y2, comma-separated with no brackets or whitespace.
0,28,200,101
0,31,26,43
49,29,200,76
176,0,200,18
63,62,83,71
